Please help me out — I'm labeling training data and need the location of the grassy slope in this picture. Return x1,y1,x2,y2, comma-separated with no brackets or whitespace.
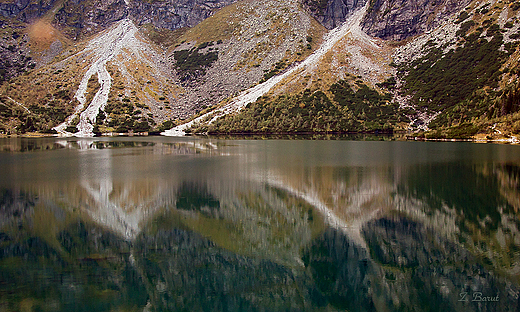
188,3,405,135
399,0,520,140
190,0,520,139
5,0,520,139
1,0,330,135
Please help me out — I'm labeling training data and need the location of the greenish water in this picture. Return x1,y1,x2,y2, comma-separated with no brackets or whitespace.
0,137,519,311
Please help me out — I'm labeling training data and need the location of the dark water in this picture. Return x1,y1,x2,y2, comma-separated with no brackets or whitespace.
1,137,520,311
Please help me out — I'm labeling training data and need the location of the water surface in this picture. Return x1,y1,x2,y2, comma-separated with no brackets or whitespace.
1,137,519,311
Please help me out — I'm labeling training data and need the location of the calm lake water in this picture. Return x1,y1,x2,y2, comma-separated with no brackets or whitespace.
1,136,520,311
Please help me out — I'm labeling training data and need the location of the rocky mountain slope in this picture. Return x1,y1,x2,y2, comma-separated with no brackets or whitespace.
391,0,520,140
1,0,520,139
0,0,326,136
170,0,520,141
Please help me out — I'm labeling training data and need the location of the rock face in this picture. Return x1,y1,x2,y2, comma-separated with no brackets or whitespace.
361,0,472,40
0,32,35,83
54,0,129,39
0,0,59,21
129,0,236,30
301,0,366,29
53,0,237,39
135,228,316,311
1,0,238,40
302,0,471,39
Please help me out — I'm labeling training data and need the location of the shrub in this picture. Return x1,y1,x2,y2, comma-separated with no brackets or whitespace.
65,126,79,133
455,11,470,24
398,24,507,128
173,43,219,79
192,81,406,134
456,20,475,37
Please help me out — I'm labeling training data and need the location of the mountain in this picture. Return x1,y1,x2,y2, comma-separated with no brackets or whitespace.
0,0,326,136
0,0,519,140
168,0,520,141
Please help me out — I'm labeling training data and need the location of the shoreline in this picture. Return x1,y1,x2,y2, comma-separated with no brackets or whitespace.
408,135,520,145
1,131,519,144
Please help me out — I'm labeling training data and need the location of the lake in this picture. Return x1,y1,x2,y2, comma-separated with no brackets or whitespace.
1,136,519,311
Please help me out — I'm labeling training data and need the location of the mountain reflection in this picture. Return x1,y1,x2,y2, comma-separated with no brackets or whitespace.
1,138,520,311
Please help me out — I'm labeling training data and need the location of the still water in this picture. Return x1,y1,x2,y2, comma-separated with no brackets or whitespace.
0,136,519,311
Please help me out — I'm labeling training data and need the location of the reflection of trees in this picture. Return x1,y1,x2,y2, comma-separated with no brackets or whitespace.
141,182,326,268
303,217,519,312
399,163,520,282
134,228,322,311
0,206,148,312
484,163,520,213
399,163,507,231
0,186,330,311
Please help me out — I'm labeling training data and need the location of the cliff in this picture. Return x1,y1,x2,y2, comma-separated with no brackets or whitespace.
0,0,59,22
361,0,472,40
52,0,238,39
129,0,237,30
302,0,472,40
301,0,366,29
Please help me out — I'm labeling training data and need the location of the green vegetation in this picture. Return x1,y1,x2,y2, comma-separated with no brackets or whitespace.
157,119,176,132
367,0,377,14
331,80,405,129
456,20,475,37
190,81,407,134
85,74,100,107
375,77,397,91
0,94,75,135
0,52,85,135
399,20,519,131
455,11,470,24
100,95,153,134
141,24,187,47
65,125,79,133
173,42,218,79
260,59,288,83
418,122,483,140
